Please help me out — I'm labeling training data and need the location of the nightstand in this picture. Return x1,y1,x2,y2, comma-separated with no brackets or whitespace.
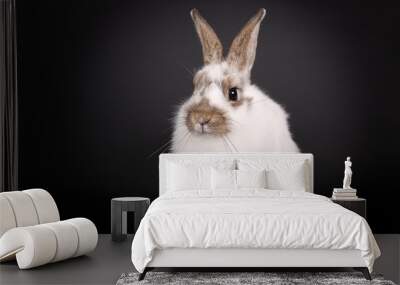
111,197,150,242
331,198,366,219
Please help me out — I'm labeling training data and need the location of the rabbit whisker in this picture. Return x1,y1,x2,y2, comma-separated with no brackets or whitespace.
171,116,187,124
220,135,233,153
147,131,188,158
175,132,191,151
168,115,181,121
226,118,241,127
173,121,188,130
179,63,194,77
172,131,191,149
223,135,238,153
147,139,173,158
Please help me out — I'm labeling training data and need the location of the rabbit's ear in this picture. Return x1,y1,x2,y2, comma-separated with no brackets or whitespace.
227,8,266,73
191,9,223,65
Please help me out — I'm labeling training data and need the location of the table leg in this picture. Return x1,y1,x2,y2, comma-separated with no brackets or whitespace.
111,202,126,242
122,211,127,235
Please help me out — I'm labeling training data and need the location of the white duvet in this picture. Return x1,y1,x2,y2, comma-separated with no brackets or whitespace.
131,190,380,273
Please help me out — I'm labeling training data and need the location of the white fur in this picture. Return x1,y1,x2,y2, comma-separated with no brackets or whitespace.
171,63,299,153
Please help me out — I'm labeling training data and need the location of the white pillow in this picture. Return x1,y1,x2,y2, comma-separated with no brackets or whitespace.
166,159,236,192
237,159,307,191
167,162,211,191
211,168,236,189
236,169,267,189
211,168,267,190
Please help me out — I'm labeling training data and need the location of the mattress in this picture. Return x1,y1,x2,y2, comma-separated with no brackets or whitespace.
131,189,380,273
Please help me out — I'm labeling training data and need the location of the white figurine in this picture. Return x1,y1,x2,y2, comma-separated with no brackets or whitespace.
343,157,353,189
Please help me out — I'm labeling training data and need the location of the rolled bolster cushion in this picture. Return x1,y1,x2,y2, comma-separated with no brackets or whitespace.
0,226,57,269
23,189,60,224
0,189,60,238
64,218,98,257
0,218,98,269
0,195,17,237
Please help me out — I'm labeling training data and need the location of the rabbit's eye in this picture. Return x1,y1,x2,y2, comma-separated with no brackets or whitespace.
228,87,238,101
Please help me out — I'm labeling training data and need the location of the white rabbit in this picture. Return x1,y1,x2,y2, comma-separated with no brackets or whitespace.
171,8,299,153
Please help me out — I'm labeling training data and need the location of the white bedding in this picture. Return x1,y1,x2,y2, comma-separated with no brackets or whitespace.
131,190,380,273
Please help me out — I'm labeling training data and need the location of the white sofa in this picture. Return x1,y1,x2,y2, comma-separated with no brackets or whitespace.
0,189,98,269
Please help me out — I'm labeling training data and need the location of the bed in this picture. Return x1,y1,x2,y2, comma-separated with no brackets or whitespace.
131,153,380,280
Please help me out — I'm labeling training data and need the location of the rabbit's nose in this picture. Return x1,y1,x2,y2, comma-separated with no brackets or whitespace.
199,118,211,126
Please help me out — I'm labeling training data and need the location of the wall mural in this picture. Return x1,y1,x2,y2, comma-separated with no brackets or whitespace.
172,9,299,153
17,1,398,233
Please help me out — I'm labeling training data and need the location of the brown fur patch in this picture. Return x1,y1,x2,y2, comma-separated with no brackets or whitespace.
193,71,209,91
231,96,252,107
191,9,223,65
222,76,240,97
221,75,251,107
227,9,266,71
185,98,229,135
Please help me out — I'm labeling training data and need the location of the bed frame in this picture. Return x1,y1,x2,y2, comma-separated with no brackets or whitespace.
139,153,371,280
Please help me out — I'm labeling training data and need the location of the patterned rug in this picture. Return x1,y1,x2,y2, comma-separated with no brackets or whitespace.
116,271,396,285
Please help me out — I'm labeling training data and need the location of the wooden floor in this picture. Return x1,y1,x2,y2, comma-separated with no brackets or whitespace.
0,234,399,285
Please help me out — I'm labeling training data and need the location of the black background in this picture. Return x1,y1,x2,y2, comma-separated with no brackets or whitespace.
16,0,400,233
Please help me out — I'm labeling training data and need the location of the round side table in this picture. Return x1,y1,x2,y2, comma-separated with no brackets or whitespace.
111,197,150,242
